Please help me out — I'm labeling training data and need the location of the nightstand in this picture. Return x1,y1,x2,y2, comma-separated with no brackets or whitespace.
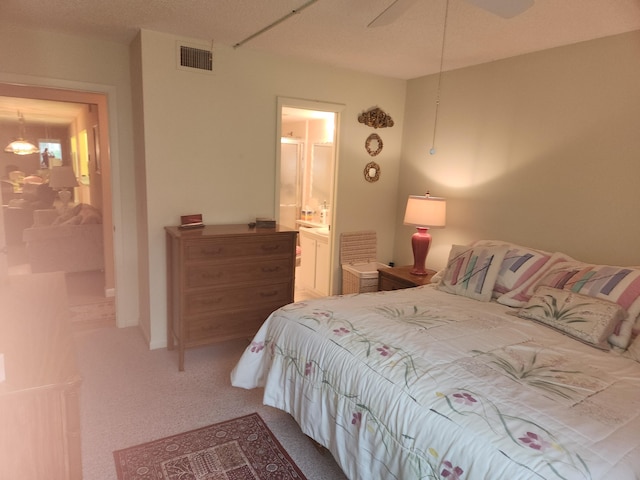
378,265,437,291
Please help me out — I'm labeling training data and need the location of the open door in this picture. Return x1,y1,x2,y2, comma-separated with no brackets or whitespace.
276,97,343,297
0,84,115,313
0,193,8,282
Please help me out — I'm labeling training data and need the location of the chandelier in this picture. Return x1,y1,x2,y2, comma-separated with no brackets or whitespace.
4,111,40,155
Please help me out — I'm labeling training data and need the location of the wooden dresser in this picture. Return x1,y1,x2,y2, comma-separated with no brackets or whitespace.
0,272,82,480
165,224,297,370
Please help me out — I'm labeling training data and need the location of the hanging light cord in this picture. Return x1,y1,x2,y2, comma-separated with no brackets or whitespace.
430,0,450,155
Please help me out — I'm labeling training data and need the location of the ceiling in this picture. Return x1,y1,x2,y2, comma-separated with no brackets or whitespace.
0,97,86,127
3,0,640,80
1,0,639,124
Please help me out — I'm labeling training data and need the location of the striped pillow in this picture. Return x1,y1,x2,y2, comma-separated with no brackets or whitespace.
437,245,508,302
497,251,574,307
472,240,551,298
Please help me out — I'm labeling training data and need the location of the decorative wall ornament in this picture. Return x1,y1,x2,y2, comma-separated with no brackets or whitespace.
364,161,381,183
358,107,394,129
365,133,383,156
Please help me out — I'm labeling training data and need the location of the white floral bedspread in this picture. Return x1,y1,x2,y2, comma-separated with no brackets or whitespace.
231,285,640,480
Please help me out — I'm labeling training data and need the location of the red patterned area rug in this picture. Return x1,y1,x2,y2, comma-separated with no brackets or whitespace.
113,413,307,480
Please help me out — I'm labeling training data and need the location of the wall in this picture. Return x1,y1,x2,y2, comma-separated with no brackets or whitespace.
135,30,407,348
396,30,640,272
9,24,633,351
71,104,102,208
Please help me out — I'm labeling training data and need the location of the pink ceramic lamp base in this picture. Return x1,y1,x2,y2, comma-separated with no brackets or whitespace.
410,227,432,275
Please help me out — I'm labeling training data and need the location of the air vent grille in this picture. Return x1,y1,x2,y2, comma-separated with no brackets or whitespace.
179,45,213,72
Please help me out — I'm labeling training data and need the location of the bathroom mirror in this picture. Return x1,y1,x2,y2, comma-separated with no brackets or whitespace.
364,161,380,183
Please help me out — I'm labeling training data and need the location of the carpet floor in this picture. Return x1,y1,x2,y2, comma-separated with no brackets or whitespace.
113,413,307,480
76,326,347,480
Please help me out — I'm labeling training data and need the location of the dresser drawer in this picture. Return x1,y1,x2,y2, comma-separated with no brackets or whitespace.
185,235,294,262
184,281,292,316
185,258,293,289
184,306,279,344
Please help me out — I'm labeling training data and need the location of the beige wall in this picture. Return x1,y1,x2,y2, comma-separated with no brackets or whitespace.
135,30,407,347
396,30,640,272
4,23,638,350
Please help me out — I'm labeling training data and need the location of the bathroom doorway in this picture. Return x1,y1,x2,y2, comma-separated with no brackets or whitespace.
276,98,343,299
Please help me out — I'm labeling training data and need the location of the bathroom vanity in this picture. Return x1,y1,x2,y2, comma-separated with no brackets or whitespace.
298,226,330,296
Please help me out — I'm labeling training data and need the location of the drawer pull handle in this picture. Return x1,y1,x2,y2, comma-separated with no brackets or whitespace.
201,247,223,256
201,272,223,279
261,244,280,252
260,290,278,298
199,298,222,305
261,266,280,273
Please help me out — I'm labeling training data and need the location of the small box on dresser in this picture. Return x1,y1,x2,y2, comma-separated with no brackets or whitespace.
165,224,297,370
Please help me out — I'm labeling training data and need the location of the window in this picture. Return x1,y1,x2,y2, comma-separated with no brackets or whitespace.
38,139,63,168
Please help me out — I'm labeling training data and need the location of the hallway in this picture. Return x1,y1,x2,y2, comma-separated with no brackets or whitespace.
7,243,115,330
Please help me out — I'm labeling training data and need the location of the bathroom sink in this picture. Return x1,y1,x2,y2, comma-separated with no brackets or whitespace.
299,226,330,239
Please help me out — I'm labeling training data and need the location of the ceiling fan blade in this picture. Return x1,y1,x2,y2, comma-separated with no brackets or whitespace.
368,0,420,28
464,0,534,18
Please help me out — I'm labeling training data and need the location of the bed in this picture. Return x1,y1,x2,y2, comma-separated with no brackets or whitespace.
231,240,640,479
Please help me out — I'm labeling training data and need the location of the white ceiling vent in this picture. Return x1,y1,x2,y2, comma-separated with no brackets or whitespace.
177,42,213,73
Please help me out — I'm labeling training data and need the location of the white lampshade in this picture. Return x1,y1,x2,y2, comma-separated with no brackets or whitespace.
3,111,40,155
403,195,446,227
4,139,40,155
49,166,78,189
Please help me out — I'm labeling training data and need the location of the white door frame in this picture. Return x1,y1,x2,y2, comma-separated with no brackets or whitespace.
0,72,130,326
275,97,344,295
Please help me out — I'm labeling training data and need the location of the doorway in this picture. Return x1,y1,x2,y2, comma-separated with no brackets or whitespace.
0,84,115,327
276,98,343,299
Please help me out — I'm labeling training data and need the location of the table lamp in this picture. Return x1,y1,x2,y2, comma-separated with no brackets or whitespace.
49,166,78,211
403,193,446,275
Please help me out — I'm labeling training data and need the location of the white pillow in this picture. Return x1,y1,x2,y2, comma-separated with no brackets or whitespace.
622,336,640,362
517,286,626,350
437,244,508,302
501,258,640,349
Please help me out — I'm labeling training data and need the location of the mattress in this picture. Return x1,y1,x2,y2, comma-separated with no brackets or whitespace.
231,285,640,479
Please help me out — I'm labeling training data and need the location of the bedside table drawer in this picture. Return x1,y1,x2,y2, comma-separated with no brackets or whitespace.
379,275,416,291
378,266,436,291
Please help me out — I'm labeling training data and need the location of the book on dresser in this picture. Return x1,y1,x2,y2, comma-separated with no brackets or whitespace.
165,223,298,370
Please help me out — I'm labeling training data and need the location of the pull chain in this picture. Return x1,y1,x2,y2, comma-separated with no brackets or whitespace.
430,0,450,155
